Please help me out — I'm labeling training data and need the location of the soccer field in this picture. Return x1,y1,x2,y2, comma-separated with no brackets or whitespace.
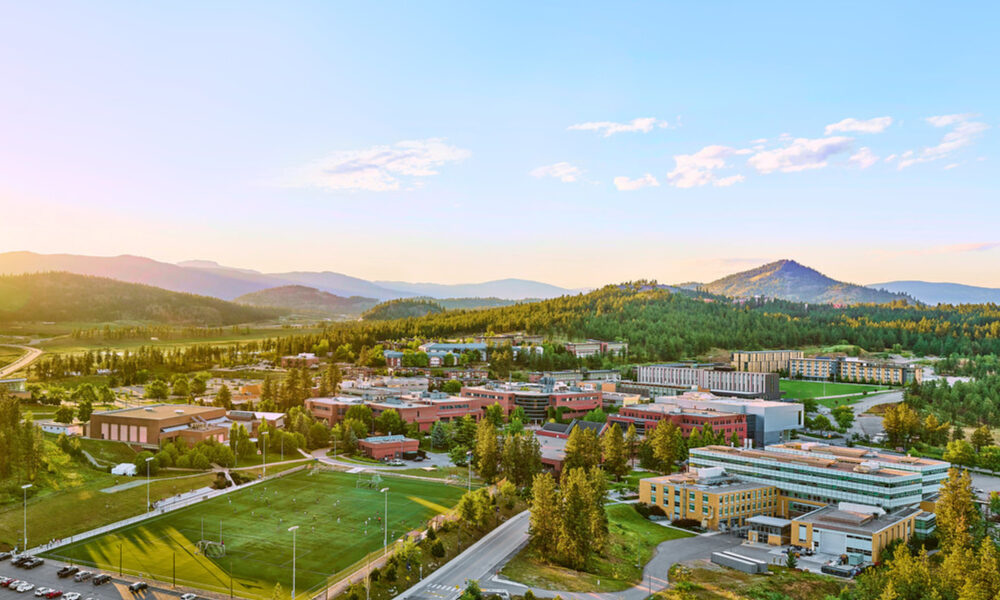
780,379,888,399
47,468,466,599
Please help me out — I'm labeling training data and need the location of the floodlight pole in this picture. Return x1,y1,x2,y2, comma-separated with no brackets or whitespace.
21,484,31,551
288,525,300,600
262,431,269,478
145,456,154,512
381,487,390,557
467,451,473,491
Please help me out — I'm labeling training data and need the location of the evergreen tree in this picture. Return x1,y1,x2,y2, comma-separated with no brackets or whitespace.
474,419,500,483
601,423,629,480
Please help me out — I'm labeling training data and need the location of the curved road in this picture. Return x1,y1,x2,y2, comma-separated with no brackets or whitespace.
0,344,43,378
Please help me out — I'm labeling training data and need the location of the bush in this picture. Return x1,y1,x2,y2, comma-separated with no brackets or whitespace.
671,518,701,530
426,527,437,541
633,502,666,518
431,540,445,558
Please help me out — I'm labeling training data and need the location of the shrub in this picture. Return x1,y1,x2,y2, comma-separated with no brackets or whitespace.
431,540,445,558
671,518,701,530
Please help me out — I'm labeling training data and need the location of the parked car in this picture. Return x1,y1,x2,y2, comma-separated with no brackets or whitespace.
92,575,111,586
44,591,62,599
16,584,35,594
127,582,147,593
0,578,13,587
11,556,31,567
180,594,198,600
4,580,22,589
0,552,11,561
63,594,81,600
34,587,51,597
23,559,44,570
57,567,79,579
72,573,92,583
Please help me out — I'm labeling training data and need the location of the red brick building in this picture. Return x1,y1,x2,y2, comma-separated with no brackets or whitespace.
359,435,419,460
608,402,747,440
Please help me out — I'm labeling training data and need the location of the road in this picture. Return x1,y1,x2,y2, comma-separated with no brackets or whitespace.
0,345,43,379
395,511,737,600
848,391,903,439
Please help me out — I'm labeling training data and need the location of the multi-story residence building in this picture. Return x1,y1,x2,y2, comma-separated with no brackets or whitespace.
731,350,803,373
636,364,780,400
564,339,628,358
788,356,922,385
608,402,748,440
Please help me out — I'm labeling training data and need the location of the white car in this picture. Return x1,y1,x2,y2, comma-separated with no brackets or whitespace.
34,588,51,597
180,594,198,600
17,584,35,593
64,593,81,600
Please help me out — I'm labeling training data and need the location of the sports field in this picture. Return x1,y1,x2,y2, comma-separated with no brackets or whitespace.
47,468,466,599
780,379,888,399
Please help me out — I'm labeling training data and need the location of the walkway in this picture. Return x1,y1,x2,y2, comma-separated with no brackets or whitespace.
0,344,43,378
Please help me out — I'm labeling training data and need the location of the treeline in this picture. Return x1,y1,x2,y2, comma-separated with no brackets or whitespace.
906,376,1000,426
0,392,45,491
71,325,248,341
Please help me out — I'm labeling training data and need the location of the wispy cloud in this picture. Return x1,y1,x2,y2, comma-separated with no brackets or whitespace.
898,113,989,169
748,136,853,174
667,145,748,188
568,117,669,137
613,174,660,191
530,162,584,183
825,116,893,135
884,242,1000,257
849,147,879,169
288,138,469,192
713,175,745,187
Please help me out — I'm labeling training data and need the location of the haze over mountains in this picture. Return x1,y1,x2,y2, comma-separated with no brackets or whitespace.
866,281,1000,305
0,252,577,301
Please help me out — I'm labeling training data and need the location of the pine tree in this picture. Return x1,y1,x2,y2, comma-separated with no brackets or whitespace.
474,419,500,483
529,473,559,555
936,468,981,551
601,423,629,480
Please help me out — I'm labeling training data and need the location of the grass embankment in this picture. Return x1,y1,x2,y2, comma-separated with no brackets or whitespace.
653,561,848,600
47,469,467,599
501,504,694,592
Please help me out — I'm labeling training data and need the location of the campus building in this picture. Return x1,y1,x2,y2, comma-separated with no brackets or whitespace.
460,383,602,422
0,377,27,393
89,404,229,446
358,435,419,460
527,369,621,384
306,390,510,432
731,350,804,373
788,357,922,385
636,364,780,400
667,392,804,447
564,340,628,358
789,504,920,563
281,353,320,368
608,402,748,440
640,467,779,530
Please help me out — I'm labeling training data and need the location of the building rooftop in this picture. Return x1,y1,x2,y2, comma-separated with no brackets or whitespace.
747,515,792,528
643,468,773,494
93,404,223,420
795,504,922,535
694,445,921,479
362,435,410,444
767,441,948,469
628,402,743,419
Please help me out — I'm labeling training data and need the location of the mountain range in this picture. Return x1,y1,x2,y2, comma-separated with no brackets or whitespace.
0,252,578,301
683,259,911,305
866,281,1000,305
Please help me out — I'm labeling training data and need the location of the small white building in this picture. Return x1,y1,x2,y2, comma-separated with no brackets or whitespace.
112,463,138,476
38,421,84,436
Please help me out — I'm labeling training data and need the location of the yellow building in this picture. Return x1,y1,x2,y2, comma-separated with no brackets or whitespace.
731,350,804,373
639,468,779,531
790,504,920,563
788,357,922,385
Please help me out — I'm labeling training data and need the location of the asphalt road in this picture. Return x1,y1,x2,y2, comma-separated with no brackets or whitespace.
0,345,43,378
0,556,193,600
848,391,903,439
395,511,739,600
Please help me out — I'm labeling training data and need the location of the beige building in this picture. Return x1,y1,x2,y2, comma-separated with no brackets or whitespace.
89,404,228,447
788,357,922,385
731,350,803,373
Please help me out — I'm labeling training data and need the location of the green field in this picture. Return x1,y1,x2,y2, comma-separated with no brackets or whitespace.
47,469,466,599
780,379,888,400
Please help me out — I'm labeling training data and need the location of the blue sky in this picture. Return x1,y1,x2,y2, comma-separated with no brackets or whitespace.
0,1,997,288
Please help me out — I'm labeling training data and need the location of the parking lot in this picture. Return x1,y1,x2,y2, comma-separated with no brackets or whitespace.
1,556,196,600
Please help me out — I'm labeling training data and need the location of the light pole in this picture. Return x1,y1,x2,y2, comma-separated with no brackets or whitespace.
262,431,269,478
21,483,31,552
466,451,473,491
145,456,154,512
288,525,299,600
380,487,390,557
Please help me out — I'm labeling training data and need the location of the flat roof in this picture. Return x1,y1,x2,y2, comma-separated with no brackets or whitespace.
795,505,921,535
93,404,222,420
768,441,948,468
630,403,742,418
747,515,792,528
362,435,412,444
693,445,921,479
642,472,772,493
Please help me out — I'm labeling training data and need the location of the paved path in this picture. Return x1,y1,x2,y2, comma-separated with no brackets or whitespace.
849,391,902,438
0,344,43,378
395,511,737,600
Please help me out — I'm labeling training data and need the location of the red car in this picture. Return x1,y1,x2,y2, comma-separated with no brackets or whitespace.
45,591,63,599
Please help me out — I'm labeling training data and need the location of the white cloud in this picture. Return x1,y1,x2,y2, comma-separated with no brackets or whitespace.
667,145,746,188
944,163,960,170
288,138,469,192
530,162,583,183
613,174,660,191
849,147,879,169
713,175,745,187
568,117,669,137
898,113,989,169
747,136,853,174
824,116,893,135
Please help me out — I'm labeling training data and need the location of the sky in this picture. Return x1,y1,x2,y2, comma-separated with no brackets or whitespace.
0,1,997,289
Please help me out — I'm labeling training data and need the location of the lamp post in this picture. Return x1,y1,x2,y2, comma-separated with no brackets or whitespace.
466,451,473,491
21,483,31,552
380,487,390,557
145,456,154,512
262,431,269,478
288,525,299,600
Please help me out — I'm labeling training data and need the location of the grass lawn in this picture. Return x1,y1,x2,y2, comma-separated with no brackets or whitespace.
654,561,848,600
780,379,888,401
77,437,139,464
0,345,25,368
500,503,693,592
46,468,466,599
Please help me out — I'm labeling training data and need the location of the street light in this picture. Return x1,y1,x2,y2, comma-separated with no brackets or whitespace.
21,484,31,552
145,456,154,512
380,487,390,557
262,431,269,478
466,451,473,491
288,525,299,600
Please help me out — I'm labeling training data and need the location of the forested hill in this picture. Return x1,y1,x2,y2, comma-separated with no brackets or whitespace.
362,298,445,320
234,285,377,316
309,282,1000,362
0,272,278,325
